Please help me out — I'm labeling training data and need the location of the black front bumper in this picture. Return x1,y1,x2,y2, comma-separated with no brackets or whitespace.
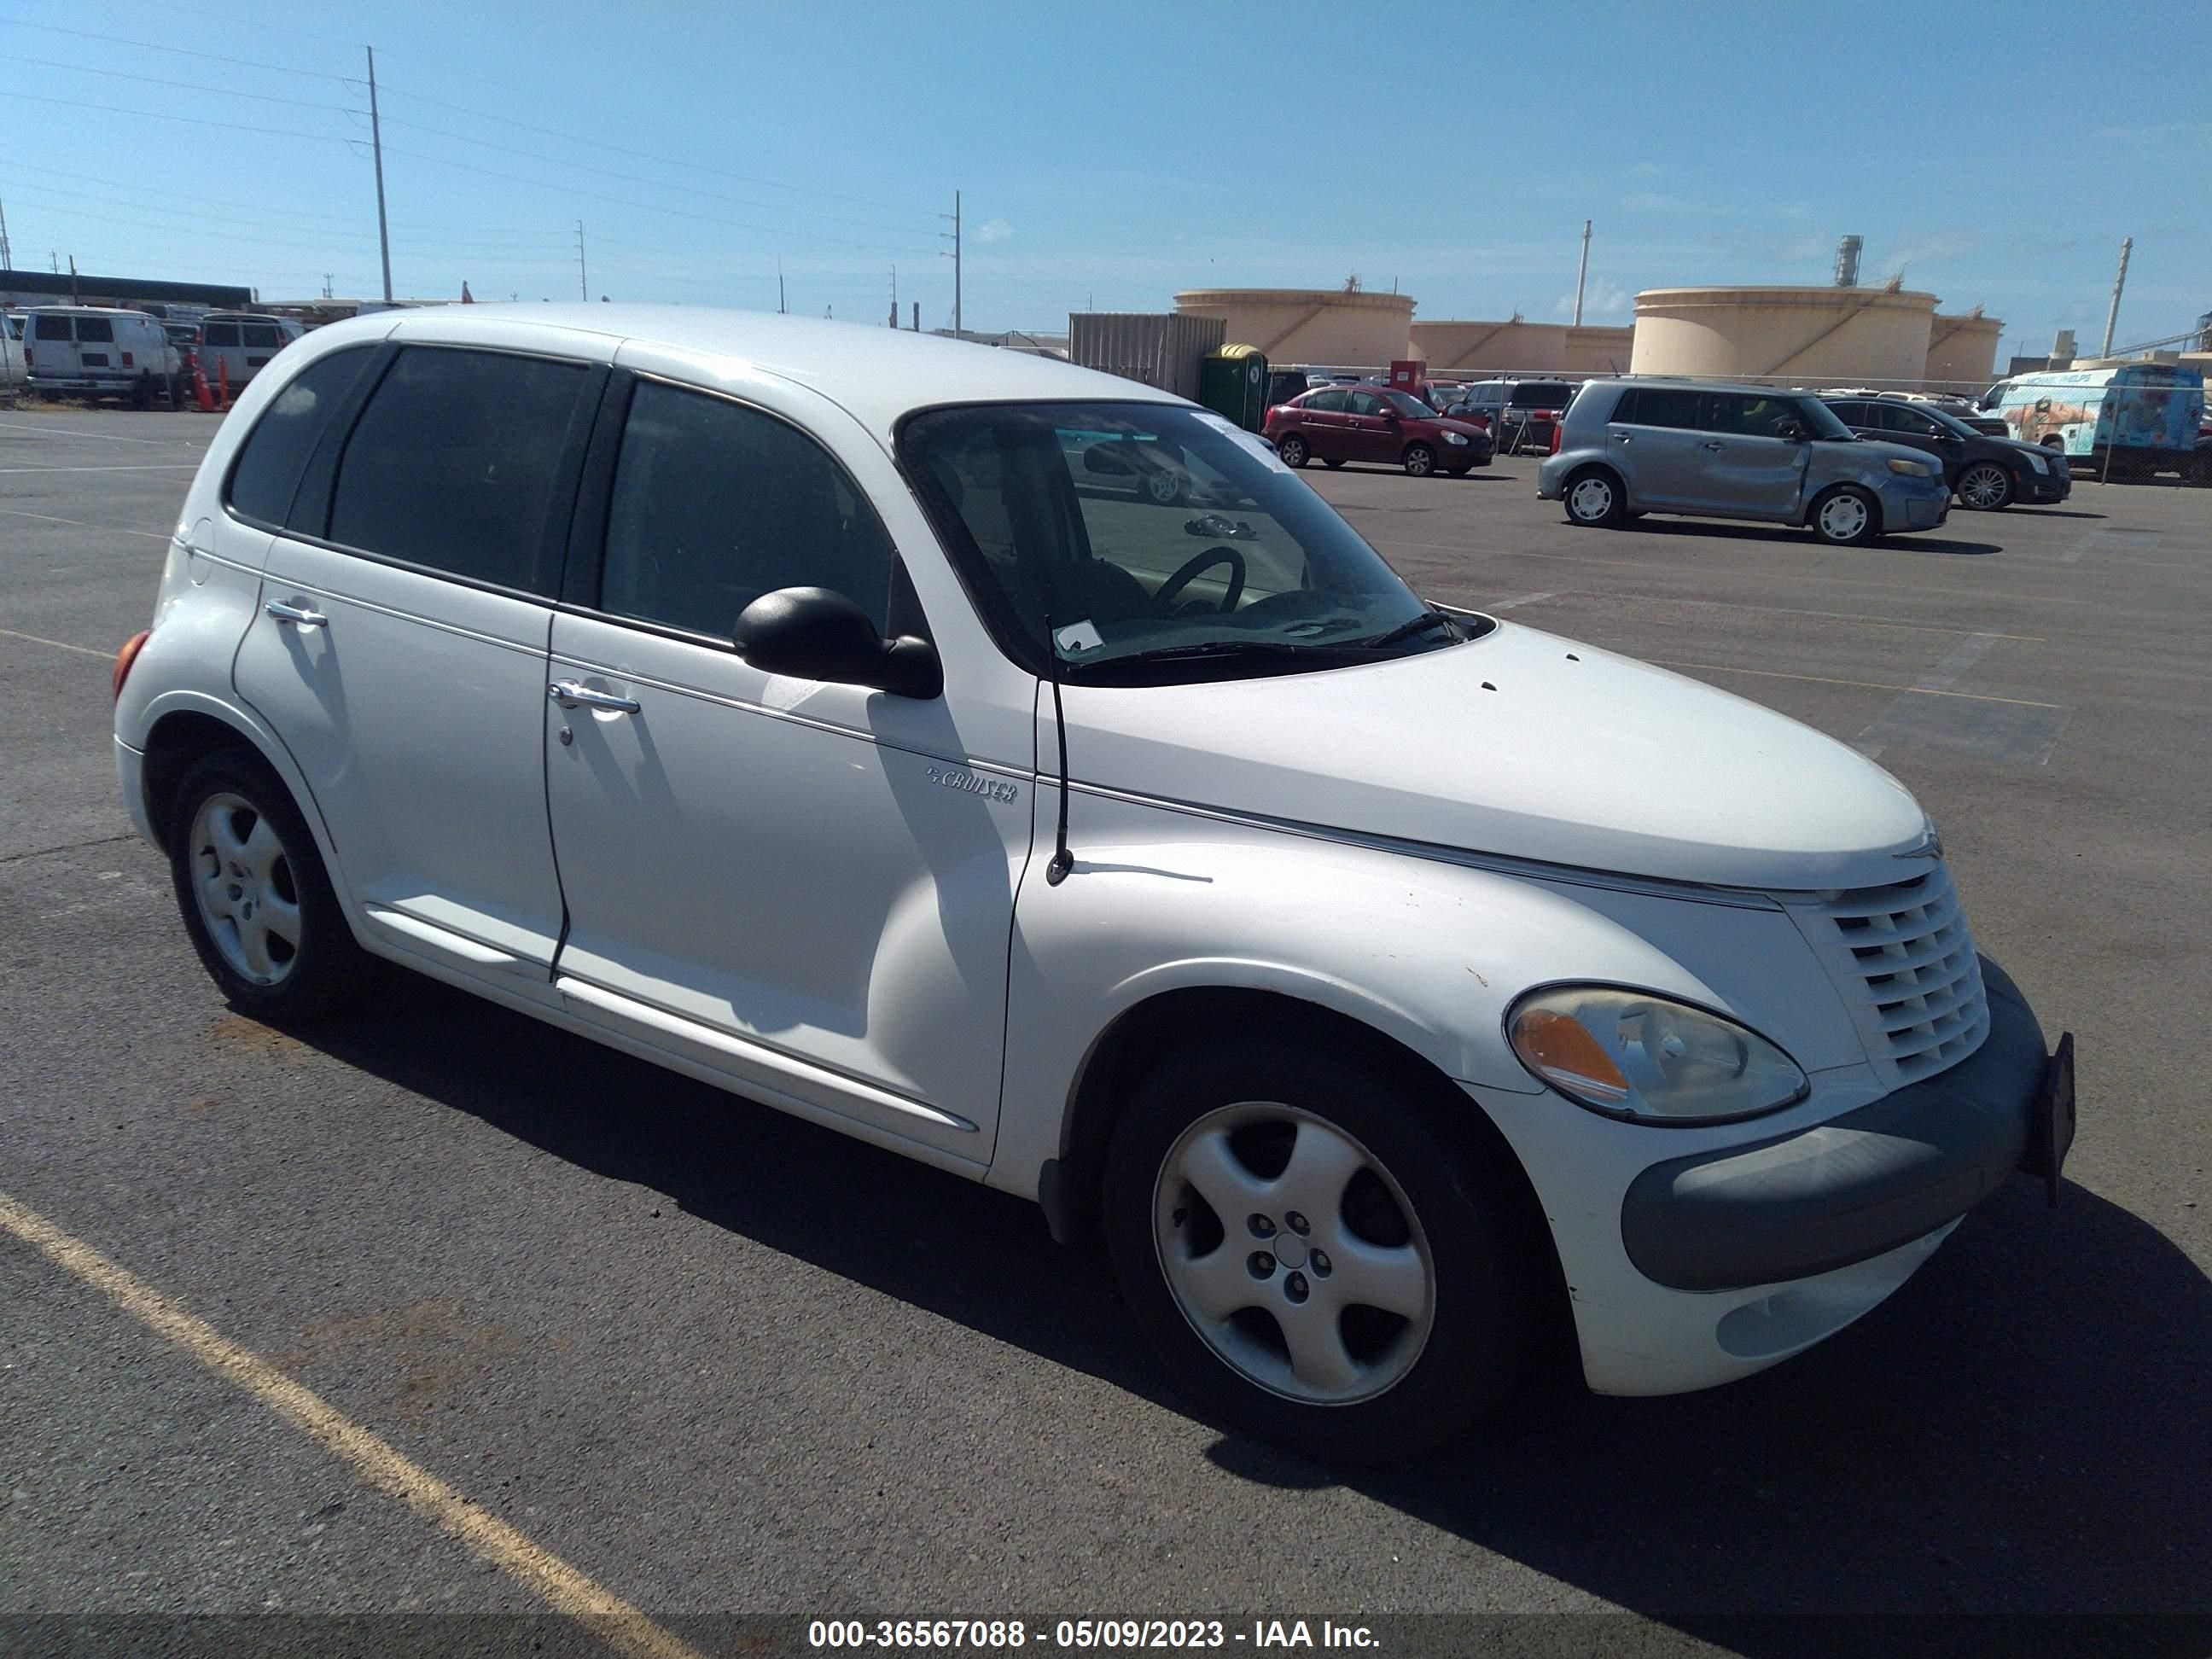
1621,958,2067,1294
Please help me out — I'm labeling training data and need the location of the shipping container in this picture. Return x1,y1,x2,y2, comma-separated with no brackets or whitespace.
1068,311,1225,403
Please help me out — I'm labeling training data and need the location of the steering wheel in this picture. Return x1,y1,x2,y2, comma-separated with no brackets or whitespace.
1152,545,1247,614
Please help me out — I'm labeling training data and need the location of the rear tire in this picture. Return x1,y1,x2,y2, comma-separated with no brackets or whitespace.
1103,1039,1536,1464
1275,434,1310,469
1562,467,1626,527
1809,484,1881,546
1402,443,1436,478
131,372,153,411
166,748,369,1022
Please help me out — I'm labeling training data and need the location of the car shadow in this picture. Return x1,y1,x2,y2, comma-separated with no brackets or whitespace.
2013,508,2106,520
294,975,2212,1629
1317,464,1518,482
1626,519,2005,556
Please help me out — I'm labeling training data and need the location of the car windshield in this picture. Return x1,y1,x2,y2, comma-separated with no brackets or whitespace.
899,402,1474,684
1791,396,1857,440
1384,391,1436,416
1918,404,1982,439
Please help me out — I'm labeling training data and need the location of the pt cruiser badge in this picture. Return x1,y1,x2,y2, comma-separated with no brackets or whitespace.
928,765,1019,805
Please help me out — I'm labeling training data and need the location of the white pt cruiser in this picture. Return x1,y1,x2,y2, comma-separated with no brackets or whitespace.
112,309,2075,1463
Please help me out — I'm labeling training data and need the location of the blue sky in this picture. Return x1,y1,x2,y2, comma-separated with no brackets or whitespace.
4,0,2207,357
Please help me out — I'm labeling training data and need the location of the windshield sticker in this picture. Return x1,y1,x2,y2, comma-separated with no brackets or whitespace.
1193,410,1293,474
1054,620,1104,654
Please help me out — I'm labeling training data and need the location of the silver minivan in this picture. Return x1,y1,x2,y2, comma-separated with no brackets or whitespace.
1538,379,1953,546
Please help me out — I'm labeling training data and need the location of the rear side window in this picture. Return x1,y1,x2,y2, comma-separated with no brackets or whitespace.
329,346,588,594
203,323,241,347
599,379,896,637
1510,381,1574,408
226,348,377,528
1616,387,1701,428
76,317,114,344
242,323,281,348
32,315,73,341
1303,389,1348,411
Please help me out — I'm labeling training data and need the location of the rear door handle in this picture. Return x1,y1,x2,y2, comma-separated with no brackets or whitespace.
548,679,640,714
1701,440,1726,451
264,599,327,627
1611,432,1633,443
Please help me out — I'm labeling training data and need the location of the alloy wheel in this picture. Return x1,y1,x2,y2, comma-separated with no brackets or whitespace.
188,792,303,987
1153,1102,1435,1406
1958,463,2010,509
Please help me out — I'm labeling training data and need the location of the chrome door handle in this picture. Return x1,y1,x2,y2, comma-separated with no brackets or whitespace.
548,679,640,714
1701,440,1726,451
264,599,327,627
1611,432,1633,442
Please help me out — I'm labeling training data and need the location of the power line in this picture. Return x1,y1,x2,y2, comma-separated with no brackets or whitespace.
0,18,348,80
0,88,355,143
0,51,357,114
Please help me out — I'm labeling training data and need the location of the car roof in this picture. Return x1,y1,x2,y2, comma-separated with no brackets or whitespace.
1586,377,1813,397
319,305,1185,442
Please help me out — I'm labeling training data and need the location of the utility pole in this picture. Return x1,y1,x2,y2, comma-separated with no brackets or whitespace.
575,221,587,301
777,256,786,315
2100,236,2133,358
911,300,919,332
889,265,897,328
941,189,962,341
366,45,393,303
68,255,79,305
0,198,11,271
323,272,334,300
1572,219,1592,326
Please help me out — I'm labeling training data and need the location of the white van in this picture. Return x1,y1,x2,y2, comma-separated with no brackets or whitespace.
110,308,2075,1463
1,311,26,394
24,306,183,406
195,311,304,393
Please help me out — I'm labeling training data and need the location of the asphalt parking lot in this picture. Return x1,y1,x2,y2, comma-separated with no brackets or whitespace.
3,406,2209,1650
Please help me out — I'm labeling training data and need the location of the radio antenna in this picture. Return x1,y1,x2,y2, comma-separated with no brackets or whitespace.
1041,614,1075,886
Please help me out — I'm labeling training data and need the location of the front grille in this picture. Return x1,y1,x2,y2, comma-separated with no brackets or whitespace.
1787,866,1989,1087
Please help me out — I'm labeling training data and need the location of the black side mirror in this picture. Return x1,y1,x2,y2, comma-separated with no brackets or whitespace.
731,586,942,699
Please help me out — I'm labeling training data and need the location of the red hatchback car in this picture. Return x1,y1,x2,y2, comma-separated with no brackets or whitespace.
1263,384,1495,477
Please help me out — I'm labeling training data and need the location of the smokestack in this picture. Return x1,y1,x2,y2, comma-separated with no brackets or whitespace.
1834,235,1863,288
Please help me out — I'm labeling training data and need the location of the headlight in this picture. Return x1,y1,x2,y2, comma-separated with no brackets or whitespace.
1886,457,1936,478
1506,987,1807,1124
2024,449,2048,474
1444,431,1469,446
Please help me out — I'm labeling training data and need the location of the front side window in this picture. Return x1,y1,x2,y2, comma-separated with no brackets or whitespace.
599,379,898,639
75,317,114,344
900,402,1471,684
1348,391,1387,416
1706,393,1804,439
329,346,587,593
227,347,376,528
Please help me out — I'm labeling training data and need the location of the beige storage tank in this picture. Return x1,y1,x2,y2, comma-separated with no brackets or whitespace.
1924,311,2004,393
1174,288,1415,369
1409,320,1636,376
1629,285,1937,384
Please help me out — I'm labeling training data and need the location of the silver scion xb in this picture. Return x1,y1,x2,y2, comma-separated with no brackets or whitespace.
1538,380,1953,546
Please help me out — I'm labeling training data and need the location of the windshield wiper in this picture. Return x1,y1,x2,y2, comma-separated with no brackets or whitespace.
1363,608,1458,649
1062,638,1384,677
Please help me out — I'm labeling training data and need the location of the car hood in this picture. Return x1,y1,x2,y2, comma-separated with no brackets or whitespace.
1063,620,1930,891
1427,418,1492,439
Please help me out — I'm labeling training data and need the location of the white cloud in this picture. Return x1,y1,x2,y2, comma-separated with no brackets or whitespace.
978,218,1013,243
1553,277,1631,320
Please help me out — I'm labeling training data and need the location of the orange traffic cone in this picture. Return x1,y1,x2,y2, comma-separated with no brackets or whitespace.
217,358,230,406
192,353,214,412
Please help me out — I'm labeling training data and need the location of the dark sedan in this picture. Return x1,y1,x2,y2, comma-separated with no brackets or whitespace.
1821,395,2070,509
1262,385,1494,477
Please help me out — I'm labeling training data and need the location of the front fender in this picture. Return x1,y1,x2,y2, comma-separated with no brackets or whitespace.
983,790,1836,1201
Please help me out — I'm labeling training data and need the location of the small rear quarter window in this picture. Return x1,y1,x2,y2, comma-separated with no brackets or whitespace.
226,347,377,528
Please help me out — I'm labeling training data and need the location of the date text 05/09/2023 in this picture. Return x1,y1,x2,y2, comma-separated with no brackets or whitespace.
807,1619,1381,1650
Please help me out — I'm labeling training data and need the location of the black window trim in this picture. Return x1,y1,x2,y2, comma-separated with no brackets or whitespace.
230,340,608,608
556,366,932,656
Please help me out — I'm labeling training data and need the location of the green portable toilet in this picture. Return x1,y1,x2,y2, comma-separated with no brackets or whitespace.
1199,343,1270,431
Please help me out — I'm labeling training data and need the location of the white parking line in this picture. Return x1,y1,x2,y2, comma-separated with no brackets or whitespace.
1483,591,1564,612
0,626,108,658
0,418,207,447
0,463,201,474
0,1190,710,1659
0,506,171,540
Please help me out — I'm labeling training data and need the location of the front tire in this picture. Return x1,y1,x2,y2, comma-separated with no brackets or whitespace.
1402,443,1437,478
1275,434,1310,469
167,749,369,1022
1562,467,1626,527
1809,484,1881,546
1956,462,2014,510
1103,1040,1534,1464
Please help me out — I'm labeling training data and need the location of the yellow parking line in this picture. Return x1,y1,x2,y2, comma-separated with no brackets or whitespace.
1647,658,2064,708
0,1190,708,1659
0,625,108,658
